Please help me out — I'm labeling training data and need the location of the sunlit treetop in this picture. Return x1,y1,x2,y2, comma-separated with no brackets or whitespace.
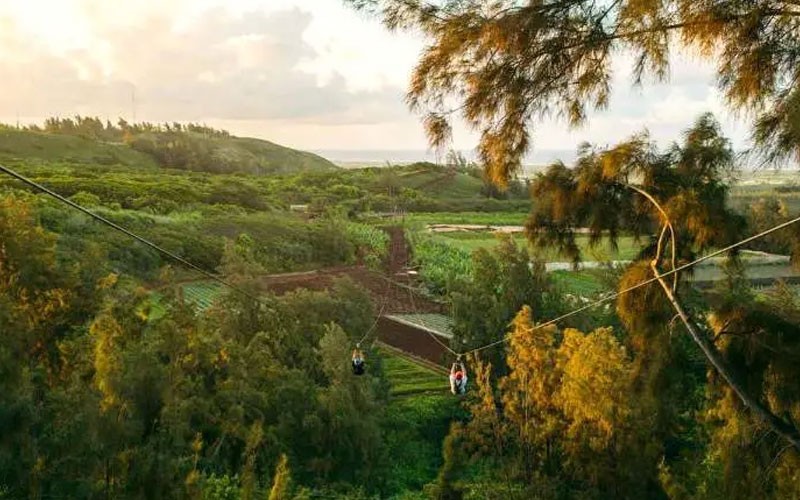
526,113,743,264
348,0,800,184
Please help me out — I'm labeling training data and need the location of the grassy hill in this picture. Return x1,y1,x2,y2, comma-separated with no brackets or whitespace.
0,128,159,168
222,135,337,174
130,130,337,175
0,125,336,175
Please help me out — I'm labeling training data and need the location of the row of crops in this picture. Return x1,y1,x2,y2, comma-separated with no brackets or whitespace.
381,350,447,398
408,234,473,294
182,282,223,311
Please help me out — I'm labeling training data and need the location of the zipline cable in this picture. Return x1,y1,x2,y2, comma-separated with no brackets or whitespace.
7,162,800,363
462,213,800,356
0,163,404,348
357,278,390,346
405,274,460,356
0,163,262,302
356,207,406,347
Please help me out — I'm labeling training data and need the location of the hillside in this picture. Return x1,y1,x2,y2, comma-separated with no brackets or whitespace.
0,127,159,168
129,130,337,175
0,124,336,175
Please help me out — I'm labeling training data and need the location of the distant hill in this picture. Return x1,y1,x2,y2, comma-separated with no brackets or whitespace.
0,127,159,168
128,131,337,175
0,120,337,175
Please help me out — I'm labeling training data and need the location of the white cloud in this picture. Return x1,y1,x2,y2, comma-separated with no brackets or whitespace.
0,0,752,153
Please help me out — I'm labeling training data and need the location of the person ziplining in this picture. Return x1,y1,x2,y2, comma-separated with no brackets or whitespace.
4,162,800,447
449,358,468,395
352,345,366,376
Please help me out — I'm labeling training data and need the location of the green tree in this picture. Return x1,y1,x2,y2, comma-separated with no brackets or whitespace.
450,235,554,371
745,197,794,254
526,115,800,469
697,274,800,497
0,194,107,497
453,306,656,497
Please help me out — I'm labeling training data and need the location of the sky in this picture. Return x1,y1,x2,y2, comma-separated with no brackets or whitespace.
0,0,751,157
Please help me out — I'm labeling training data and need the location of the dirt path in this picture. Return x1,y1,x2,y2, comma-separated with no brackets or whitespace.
251,226,444,315
385,225,411,274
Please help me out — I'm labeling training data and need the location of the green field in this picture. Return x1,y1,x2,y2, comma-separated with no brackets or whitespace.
404,211,529,226
382,350,448,397
549,270,607,296
432,231,643,262
380,349,457,495
182,282,223,310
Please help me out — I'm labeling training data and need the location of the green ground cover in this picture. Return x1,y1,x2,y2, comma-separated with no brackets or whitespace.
182,282,223,311
382,351,448,397
549,270,607,296
380,350,458,496
432,231,643,262
403,211,529,226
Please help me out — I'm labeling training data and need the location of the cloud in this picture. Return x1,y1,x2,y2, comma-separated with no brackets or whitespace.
0,3,411,126
0,1,751,152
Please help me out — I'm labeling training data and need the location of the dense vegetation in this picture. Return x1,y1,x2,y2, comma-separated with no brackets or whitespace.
2,117,335,175
0,193,465,498
0,118,534,498
3,107,800,498
400,116,800,498
5,4,800,490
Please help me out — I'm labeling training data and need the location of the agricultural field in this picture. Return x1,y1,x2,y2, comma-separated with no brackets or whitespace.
182,282,223,311
403,211,529,226
382,350,448,397
549,270,607,296
378,349,458,494
430,231,643,262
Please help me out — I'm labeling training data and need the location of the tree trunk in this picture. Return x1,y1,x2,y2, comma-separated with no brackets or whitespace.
650,261,800,451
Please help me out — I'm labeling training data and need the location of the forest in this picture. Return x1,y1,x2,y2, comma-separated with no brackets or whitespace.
3,0,800,498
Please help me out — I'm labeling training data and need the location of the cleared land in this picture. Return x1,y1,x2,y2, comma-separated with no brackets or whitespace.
182,282,222,310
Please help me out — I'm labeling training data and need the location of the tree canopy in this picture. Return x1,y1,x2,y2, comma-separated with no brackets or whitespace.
349,0,800,183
